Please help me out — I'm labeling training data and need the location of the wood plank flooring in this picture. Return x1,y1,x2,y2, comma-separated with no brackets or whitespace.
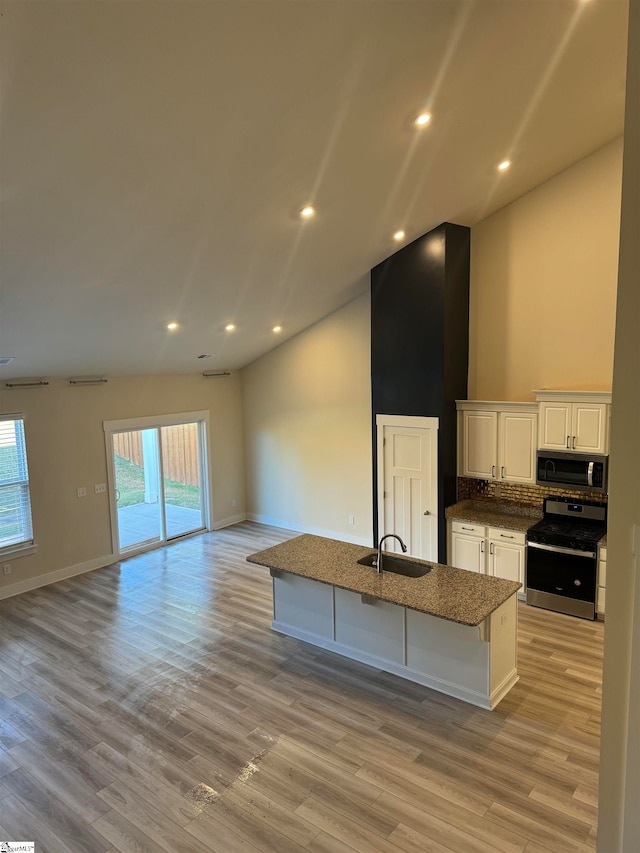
0,522,604,852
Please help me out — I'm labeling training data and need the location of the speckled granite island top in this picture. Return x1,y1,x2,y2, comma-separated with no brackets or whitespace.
247,534,521,627
446,499,542,533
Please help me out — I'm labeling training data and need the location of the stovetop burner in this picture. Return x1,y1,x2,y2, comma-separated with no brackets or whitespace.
526,496,607,551
527,518,606,550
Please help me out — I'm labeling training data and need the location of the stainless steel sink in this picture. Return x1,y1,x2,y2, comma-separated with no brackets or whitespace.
357,553,431,578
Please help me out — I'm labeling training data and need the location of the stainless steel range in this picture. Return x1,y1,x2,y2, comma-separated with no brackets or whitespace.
526,497,607,620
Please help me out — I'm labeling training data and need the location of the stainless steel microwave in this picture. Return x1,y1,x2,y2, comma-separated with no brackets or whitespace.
536,451,608,494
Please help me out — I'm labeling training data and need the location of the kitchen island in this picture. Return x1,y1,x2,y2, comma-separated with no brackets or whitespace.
247,534,521,709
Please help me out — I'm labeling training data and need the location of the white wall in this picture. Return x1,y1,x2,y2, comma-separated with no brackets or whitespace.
469,138,622,401
598,0,640,848
242,293,373,545
0,372,246,597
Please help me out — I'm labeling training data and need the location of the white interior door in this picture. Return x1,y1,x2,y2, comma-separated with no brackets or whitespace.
377,416,438,562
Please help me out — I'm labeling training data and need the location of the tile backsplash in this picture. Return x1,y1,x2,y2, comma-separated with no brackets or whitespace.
457,477,608,509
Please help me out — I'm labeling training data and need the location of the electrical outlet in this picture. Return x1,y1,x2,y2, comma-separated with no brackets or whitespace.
3,563,11,575
77,487,87,498
94,483,107,494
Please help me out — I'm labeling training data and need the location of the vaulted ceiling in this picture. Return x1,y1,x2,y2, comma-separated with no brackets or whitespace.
0,0,629,378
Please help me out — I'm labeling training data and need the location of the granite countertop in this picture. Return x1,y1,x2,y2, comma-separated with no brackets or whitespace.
247,534,520,628
445,499,542,533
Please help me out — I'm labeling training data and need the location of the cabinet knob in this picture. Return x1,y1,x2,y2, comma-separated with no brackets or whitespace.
491,465,496,478
572,436,576,449
566,435,571,449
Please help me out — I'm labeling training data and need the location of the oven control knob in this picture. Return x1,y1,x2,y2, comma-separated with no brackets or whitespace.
574,579,582,586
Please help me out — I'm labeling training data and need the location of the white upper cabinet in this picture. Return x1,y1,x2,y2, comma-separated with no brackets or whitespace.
535,392,611,454
458,403,538,484
498,412,538,483
537,403,572,451
461,410,497,479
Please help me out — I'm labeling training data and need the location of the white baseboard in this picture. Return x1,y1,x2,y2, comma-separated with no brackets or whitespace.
211,512,248,530
247,513,372,547
0,553,116,601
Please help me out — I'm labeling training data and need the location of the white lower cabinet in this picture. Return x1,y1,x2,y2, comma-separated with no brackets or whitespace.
450,521,526,596
597,545,607,617
450,521,485,573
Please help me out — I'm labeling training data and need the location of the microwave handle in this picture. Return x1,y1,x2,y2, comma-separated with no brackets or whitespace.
588,461,594,487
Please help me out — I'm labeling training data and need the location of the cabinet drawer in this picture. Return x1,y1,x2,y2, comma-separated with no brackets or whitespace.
599,546,607,561
487,527,525,546
451,521,485,537
598,560,607,586
597,586,605,615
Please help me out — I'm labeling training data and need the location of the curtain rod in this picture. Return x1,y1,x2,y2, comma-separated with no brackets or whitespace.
5,380,49,389
68,378,108,386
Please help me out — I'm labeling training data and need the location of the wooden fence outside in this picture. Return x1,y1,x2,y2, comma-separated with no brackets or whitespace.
113,424,200,487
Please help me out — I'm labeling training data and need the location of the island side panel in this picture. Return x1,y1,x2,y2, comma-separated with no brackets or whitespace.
272,574,334,641
488,594,519,706
334,589,405,665
405,608,490,701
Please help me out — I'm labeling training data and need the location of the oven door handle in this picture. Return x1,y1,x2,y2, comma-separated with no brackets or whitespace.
527,541,596,559
588,461,594,487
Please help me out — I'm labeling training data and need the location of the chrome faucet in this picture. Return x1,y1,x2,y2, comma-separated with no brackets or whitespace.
376,534,407,574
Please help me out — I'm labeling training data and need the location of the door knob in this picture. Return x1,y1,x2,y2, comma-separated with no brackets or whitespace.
423,510,430,515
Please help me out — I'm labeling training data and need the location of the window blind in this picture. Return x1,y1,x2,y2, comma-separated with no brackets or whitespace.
0,414,34,551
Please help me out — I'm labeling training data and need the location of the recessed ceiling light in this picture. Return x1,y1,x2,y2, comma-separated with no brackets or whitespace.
272,325,282,333
300,205,315,219
393,230,406,242
414,112,431,127
196,354,213,360
497,160,511,171
166,322,179,330
225,323,236,332
0,357,15,366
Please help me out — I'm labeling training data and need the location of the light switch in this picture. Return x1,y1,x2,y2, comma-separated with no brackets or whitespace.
77,487,87,498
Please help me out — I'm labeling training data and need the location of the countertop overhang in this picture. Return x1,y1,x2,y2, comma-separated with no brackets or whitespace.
247,534,521,627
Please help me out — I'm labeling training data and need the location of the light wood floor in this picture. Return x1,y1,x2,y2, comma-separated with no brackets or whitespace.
0,522,604,852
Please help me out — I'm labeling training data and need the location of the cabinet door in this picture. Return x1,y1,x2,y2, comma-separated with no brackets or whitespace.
488,539,524,588
462,411,497,479
572,403,608,453
539,402,572,451
498,412,537,483
451,532,485,574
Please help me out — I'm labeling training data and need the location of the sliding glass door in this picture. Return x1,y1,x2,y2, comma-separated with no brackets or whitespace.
106,413,208,556
114,428,164,551
161,423,204,540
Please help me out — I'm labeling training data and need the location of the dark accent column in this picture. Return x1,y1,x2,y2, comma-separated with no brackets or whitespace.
371,222,470,564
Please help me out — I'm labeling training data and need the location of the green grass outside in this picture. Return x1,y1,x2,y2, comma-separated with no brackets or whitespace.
115,454,201,509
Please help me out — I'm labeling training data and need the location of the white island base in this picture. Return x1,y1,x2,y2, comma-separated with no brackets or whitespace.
272,572,518,710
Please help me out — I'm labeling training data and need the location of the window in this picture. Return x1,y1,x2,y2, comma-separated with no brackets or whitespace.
0,414,34,554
